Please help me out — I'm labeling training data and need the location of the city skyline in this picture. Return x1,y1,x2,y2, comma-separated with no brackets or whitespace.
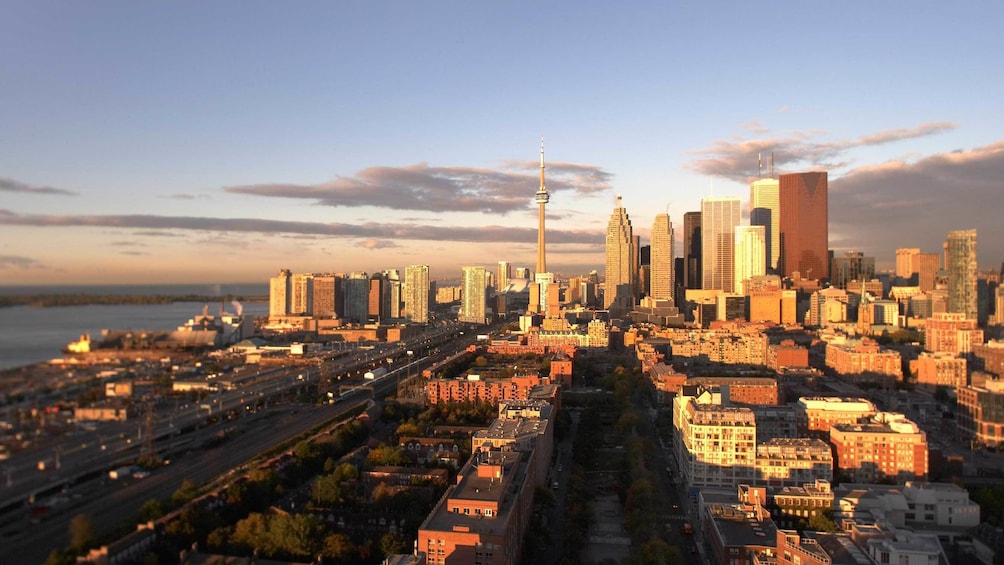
2,3,1003,285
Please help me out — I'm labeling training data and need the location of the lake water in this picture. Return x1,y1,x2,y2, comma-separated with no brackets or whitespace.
0,300,268,371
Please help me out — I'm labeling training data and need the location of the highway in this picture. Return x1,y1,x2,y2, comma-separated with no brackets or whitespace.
0,320,479,564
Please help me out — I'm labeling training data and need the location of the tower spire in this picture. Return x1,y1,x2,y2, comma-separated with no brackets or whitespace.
535,136,549,275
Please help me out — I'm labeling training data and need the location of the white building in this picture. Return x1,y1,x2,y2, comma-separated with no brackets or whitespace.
734,225,766,295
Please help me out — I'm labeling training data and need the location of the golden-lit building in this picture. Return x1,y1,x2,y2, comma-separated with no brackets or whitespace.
830,412,928,483
913,351,967,389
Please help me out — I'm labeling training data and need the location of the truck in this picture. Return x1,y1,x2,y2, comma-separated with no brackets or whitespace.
109,465,135,480
364,367,388,380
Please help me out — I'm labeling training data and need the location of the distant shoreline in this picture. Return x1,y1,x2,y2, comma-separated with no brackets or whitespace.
0,294,268,309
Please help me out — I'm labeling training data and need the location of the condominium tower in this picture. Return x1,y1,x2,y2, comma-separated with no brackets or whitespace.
701,196,741,293
404,264,431,323
779,172,829,280
750,178,780,273
650,213,675,301
269,268,292,318
459,266,488,324
604,196,636,313
946,229,978,320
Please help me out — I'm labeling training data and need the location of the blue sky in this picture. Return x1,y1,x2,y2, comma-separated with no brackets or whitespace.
2,2,1002,284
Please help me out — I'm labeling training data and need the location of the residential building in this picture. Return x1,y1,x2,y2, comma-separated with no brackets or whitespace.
405,265,431,323
913,352,967,389
830,412,928,483
497,261,511,291
946,229,978,320
796,397,877,440
957,379,1004,448
269,268,292,318
290,273,314,315
808,287,849,327
778,172,829,280
766,340,809,372
343,272,370,323
825,337,903,382
459,266,488,324
755,439,833,488
701,196,742,293
684,376,779,405
312,274,342,319
674,395,757,488
925,312,983,355
770,480,834,531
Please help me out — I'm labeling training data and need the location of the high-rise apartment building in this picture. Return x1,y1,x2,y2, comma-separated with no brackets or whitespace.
604,196,636,313
701,196,741,293
290,273,313,315
368,273,387,323
312,274,342,319
896,247,940,290
683,211,702,289
750,178,780,273
269,268,292,318
497,261,511,290
946,229,978,320
404,264,430,323
734,225,766,295
650,213,675,301
779,172,829,280
343,272,370,323
459,266,488,324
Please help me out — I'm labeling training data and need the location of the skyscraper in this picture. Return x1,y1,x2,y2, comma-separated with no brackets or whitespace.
604,196,636,313
534,139,553,313
946,229,978,319
269,268,292,318
779,172,829,280
404,264,430,323
291,273,313,315
650,213,675,301
312,274,342,318
750,178,780,273
683,211,702,289
701,196,741,293
343,272,370,324
734,225,766,295
459,266,488,324
497,261,511,290
386,269,402,319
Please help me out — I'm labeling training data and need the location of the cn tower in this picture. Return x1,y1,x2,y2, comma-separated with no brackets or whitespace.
535,137,549,274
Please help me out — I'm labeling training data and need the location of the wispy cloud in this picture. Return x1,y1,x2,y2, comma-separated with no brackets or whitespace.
357,239,399,250
0,210,604,245
224,161,613,214
0,255,45,269
830,140,1004,264
0,178,77,196
686,121,957,182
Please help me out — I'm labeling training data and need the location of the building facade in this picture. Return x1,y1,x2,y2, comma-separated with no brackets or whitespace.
946,229,978,320
459,266,488,324
750,177,780,273
734,225,766,297
405,264,431,324
604,196,636,314
701,196,742,293
830,413,928,483
684,210,702,290
778,172,829,281
650,213,675,301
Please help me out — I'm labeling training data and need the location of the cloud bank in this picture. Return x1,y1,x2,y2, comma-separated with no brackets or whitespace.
225,161,613,214
0,210,603,246
686,122,957,181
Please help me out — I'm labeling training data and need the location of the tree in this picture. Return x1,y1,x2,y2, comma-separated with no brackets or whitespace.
380,531,409,557
171,479,198,507
322,532,356,562
808,509,838,532
367,444,410,466
69,513,96,551
138,498,164,522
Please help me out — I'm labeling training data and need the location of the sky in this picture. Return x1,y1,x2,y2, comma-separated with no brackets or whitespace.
2,1,1002,286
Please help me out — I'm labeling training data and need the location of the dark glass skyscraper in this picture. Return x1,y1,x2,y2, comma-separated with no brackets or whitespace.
779,172,829,281
683,211,702,289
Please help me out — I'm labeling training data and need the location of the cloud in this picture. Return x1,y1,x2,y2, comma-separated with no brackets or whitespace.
357,239,399,250
224,161,613,214
830,140,1004,265
686,121,957,182
0,210,604,245
0,255,45,269
166,193,211,201
0,178,77,196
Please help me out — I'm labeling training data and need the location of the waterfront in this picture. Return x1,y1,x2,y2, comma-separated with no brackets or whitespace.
0,301,268,371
